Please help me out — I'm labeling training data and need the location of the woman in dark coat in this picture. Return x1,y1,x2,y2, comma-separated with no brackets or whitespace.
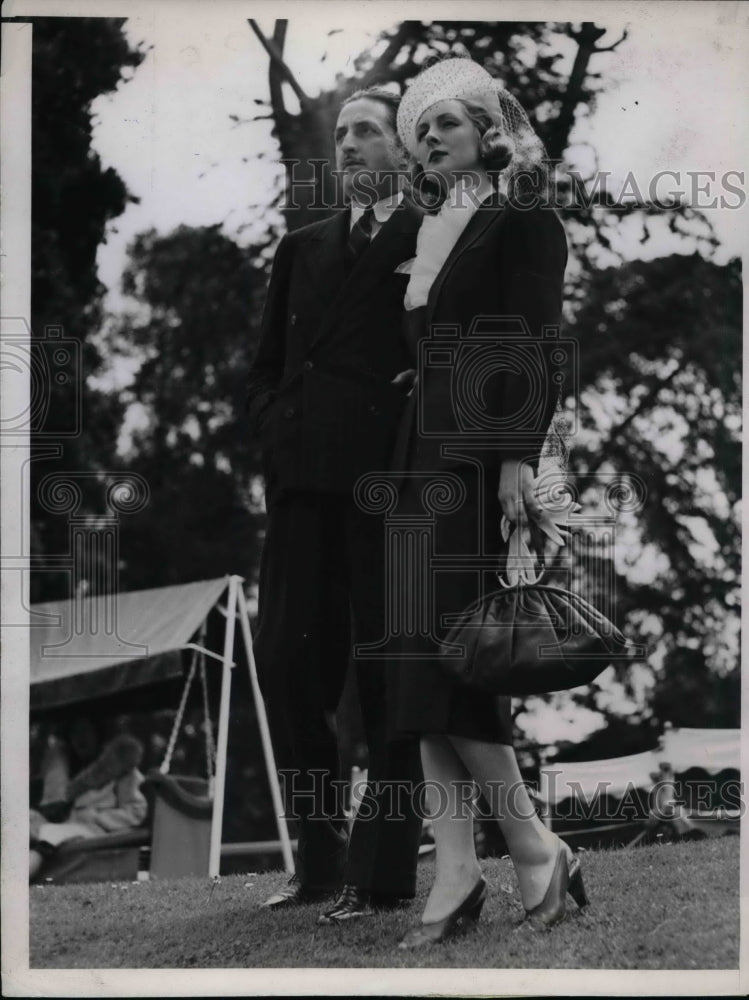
389,56,587,947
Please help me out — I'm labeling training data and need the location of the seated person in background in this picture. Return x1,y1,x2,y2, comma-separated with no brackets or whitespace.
30,718,147,879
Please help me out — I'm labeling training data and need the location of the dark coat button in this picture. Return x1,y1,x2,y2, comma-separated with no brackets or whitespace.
284,407,295,418
304,360,314,370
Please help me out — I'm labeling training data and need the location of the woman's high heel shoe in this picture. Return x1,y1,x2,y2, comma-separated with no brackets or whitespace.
398,876,487,949
567,855,589,910
523,842,587,930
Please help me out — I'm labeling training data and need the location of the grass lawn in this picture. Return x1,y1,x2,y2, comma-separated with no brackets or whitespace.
30,836,738,969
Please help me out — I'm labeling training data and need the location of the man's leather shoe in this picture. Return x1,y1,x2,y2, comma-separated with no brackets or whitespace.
318,885,371,924
260,874,330,909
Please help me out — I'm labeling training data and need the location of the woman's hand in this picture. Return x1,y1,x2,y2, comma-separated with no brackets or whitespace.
497,459,541,526
498,459,547,557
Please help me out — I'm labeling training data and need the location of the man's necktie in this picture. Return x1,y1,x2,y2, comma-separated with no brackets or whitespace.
344,206,375,272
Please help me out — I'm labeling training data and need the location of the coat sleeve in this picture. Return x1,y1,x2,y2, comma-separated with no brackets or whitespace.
497,205,568,462
245,233,294,437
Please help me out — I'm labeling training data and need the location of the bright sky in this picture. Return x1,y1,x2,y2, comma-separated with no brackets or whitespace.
92,2,748,314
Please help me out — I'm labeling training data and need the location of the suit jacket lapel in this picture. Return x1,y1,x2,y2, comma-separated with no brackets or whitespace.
340,199,421,297
425,192,505,329
309,199,422,351
299,209,348,307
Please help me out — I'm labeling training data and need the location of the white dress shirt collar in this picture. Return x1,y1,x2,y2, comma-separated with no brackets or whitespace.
350,189,404,231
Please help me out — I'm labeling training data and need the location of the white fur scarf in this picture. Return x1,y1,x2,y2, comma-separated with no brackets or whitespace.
402,181,495,311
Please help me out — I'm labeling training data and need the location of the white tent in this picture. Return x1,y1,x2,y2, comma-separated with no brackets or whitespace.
30,574,293,877
539,748,661,807
537,727,740,842
659,725,740,774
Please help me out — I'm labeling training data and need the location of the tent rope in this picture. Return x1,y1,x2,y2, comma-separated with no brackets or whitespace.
160,622,216,786
160,645,199,774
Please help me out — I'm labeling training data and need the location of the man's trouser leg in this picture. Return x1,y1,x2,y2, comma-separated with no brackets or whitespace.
253,492,350,891
341,502,424,897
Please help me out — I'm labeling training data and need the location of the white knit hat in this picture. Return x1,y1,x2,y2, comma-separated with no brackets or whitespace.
397,57,503,155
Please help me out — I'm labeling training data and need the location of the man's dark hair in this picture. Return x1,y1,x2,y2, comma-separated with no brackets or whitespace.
341,86,401,139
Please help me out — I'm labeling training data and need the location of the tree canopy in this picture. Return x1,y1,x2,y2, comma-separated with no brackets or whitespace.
30,17,145,602
110,225,271,589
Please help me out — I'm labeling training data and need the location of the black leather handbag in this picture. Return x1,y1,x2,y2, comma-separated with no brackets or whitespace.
440,526,634,696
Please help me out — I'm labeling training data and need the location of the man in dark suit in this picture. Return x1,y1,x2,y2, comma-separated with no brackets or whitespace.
246,88,424,923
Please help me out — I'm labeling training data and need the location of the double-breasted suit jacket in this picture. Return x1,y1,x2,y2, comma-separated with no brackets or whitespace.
247,199,424,501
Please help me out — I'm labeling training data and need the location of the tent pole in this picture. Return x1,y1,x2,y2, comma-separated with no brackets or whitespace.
208,575,238,877
237,586,294,874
